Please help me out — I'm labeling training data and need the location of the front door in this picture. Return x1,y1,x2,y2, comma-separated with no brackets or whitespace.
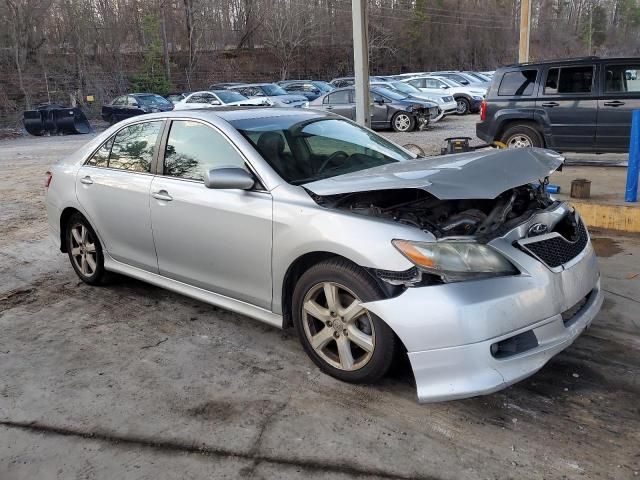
597,62,640,152
76,120,163,271
536,64,598,151
149,119,273,309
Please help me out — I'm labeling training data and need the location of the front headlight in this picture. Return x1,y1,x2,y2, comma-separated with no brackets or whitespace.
392,239,518,283
471,95,484,100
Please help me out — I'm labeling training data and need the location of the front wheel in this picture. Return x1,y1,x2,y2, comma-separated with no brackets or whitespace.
391,112,415,132
292,259,396,384
455,97,470,115
66,213,107,285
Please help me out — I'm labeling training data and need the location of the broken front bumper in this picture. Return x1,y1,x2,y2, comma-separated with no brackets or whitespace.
363,209,602,402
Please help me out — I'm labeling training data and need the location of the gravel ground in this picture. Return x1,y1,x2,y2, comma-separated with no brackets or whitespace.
1,124,639,480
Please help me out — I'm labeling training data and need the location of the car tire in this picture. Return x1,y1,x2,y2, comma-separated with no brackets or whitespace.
65,213,107,285
391,112,415,132
501,124,544,148
455,97,470,115
292,258,396,384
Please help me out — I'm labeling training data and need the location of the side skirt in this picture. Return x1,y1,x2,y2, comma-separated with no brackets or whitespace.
103,254,283,329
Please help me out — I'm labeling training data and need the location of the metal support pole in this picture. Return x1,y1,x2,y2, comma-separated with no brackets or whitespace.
352,0,370,127
518,0,532,63
625,110,640,202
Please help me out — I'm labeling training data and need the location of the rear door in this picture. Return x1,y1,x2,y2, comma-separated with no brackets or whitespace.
76,119,163,271
536,64,598,151
597,61,640,151
322,90,355,119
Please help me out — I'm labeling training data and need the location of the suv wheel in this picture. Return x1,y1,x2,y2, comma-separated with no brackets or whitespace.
292,259,396,384
501,124,544,148
455,98,470,115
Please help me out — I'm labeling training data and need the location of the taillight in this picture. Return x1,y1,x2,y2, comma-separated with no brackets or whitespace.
480,100,487,121
44,171,52,188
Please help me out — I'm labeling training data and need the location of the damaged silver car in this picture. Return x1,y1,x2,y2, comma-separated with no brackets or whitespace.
45,108,602,402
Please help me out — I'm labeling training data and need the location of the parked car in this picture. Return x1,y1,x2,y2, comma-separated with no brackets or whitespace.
101,93,174,124
173,90,271,110
208,82,247,90
476,56,640,152
277,80,334,101
480,71,496,78
428,71,489,88
463,71,492,83
228,83,308,108
329,76,390,88
45,107,602,403
165,92,191,104
371,80,458,116
403,76,486,114
310,86,441,131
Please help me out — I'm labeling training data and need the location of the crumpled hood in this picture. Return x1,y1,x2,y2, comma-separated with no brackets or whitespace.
303,148,564,200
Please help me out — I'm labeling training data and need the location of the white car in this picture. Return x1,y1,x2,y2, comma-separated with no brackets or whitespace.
173,90,271,110
372,81,458,116
403,76,486,115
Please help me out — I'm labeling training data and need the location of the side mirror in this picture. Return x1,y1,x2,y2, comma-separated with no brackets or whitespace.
460,80,469,85
441,85,450,89
375,98,385,105
204,167,255,190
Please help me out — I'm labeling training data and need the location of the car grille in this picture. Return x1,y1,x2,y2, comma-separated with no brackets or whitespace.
518,217,588,268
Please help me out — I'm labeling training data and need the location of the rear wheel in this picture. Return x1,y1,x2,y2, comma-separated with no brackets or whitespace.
391,112,415,132
292,259,396,384
501,124,544,148
66,213,107,285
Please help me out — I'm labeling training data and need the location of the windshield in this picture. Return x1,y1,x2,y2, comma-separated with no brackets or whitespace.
438,77,462,88
214,91,247,103
231,116,415,184
313,81,334,92
261,84,288,96
374,87,408,100
389,81,420,94
138,94,172,107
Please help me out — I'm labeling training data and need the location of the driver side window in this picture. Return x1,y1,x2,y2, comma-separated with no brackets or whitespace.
163,120,246,181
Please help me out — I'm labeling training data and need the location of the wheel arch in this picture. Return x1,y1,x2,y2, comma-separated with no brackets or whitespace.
496,119,545,147
280,251,399,329
59,207,84,253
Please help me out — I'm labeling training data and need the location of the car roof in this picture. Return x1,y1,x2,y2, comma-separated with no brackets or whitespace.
130,93,161,97
502,56,640,69
163,107,332,122
232,83,277,87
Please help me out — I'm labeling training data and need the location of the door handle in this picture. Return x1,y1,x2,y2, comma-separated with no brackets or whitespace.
80,176,93,185
541,102,559,107
152,190,173,202
603,100,625,107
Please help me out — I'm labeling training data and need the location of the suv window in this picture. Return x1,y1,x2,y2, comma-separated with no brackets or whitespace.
498,70,537,96
408,78,425,88
108,121,163,172
163,120,246,181
605,65,640,93
544,66,594,94
325,90,351,104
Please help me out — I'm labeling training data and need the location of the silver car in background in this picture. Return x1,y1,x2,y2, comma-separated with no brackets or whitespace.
44,108,602,402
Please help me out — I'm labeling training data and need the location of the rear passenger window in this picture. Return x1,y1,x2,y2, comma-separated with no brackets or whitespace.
86,137,114,167
605,65,640,93
544,66,594,94
163,120,246,181
108,121,162,172
498,70,537,96
326,90,350,104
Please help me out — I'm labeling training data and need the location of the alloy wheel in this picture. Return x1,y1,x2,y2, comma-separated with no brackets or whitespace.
507,134,533,148
302,281,375,371
394,114,412,132
69,223,97,277
456,99,468,114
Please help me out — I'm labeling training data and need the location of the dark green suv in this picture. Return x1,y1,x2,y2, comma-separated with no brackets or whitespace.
476,57,640,153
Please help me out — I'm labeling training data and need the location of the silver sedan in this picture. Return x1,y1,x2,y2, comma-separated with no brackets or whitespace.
44,108,602,402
